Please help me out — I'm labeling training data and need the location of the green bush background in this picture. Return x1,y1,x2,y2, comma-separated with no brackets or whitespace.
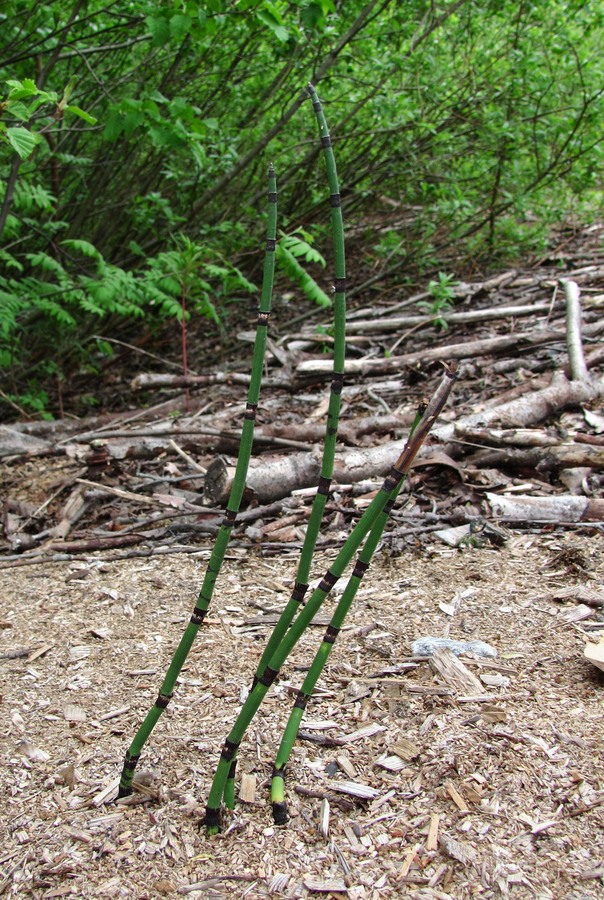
1,0,602,416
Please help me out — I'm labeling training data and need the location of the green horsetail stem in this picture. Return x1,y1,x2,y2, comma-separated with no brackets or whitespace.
270,405,426,823
117,166,278,798
205,363,458,833
224,83,346,807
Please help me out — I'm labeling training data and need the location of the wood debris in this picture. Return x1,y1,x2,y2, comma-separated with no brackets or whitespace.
428,649,486,695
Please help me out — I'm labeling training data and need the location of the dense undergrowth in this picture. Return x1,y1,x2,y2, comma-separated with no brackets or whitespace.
0,0,602,419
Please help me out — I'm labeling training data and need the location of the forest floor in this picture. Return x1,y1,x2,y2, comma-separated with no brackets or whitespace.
1,222,604,898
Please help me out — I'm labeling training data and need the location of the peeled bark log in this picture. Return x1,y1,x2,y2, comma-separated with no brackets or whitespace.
433,374,604,445
203,439,414,504
467,442,604,472
485,493,604,522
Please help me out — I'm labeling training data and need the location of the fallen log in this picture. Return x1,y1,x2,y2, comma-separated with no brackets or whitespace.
433,374,604,445
485,493,604,523
203,439,415,504
466,442,604,472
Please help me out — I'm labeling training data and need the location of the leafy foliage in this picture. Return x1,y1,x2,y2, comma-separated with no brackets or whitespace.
418,272,458,331
276,231,330,308
1,0,603,416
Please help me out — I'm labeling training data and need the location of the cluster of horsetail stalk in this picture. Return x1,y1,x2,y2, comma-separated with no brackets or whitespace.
118,84,457,833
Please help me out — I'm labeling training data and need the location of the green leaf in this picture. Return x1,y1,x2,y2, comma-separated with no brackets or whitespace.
6,101,31,121
6,78,40,99
280,233,326,266
256,8,289,41
5,127,40,159
65,105,97,125
277,245,331,308
145,15,170,45
62,239,103,261
170,14,192,41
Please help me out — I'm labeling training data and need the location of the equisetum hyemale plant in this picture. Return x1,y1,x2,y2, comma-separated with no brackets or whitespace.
117,163,278,798
117,84,459,838
270,402,425,824
221,82,347,810
205,363,458,833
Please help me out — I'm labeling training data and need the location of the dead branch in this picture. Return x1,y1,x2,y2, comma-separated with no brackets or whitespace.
562,280,591,382
293,320,604,383
335,301,553,335
434,373,604,445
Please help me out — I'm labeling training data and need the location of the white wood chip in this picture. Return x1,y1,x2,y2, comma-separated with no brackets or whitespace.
239,773,256,803
98,705,129,722
336,754,357,778
391,738,421,761
269,874,290,891
326,780,381,800
375,755,407,772
343,723,386,742
91,777,120,807
16,739,50,762
319,798,330,838
303,876,348,893
304,719,340,730
63,704,87,722
439,832,478,866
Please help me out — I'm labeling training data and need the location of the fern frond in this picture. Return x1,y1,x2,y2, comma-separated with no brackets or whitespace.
276,244,331,308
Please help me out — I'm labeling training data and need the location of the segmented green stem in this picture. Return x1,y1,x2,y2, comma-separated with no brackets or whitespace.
270,408,426,822
118,166,278,798
222,83,346,805
205,364,458,833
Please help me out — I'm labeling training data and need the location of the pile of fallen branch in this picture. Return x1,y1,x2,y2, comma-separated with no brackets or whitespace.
1,228,603,566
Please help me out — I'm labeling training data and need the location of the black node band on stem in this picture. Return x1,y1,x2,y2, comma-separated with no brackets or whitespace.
228,760,237,779
331,372,344,394
329,193,341,207
383,468,403,494
324,624,340,644
155,693,172,709
321,135,331,148
334,278,346,292
294,691,310,710
221,738,240,761
124,752,140,765
318,570,338,593
259,666,279,687
292,582,308,603
267,192,277,203
272,801,288,825
190,607,206,625
272,765,285,779
257,310,270,324
352,559,370,578
205,807,220,830
317,475,332,495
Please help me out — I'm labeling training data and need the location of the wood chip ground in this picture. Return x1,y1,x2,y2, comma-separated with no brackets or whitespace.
1,536,603,898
